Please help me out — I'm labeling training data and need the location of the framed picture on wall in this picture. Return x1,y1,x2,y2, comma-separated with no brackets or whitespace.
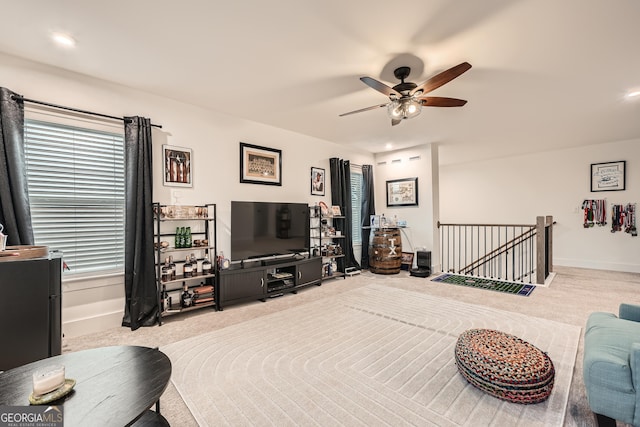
240,142,282,186
386,177,418,206
311,167,325,196
591,160,625,192
163,145,193,187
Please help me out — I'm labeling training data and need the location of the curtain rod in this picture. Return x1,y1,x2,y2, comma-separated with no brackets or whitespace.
12,95,162,129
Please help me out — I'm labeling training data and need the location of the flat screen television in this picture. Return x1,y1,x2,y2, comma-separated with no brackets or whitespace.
230,201,310,262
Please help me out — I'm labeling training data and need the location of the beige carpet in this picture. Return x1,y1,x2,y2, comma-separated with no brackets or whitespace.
162,283,580,426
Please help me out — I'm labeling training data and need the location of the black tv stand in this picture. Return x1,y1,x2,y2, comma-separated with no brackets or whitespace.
218,257,322,310
261,256,295,266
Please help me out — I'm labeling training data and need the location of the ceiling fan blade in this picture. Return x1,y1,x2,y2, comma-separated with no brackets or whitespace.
360,77,401,98
419,97,468,107
391,119,402,126
411,62,472,96
339,103,388,117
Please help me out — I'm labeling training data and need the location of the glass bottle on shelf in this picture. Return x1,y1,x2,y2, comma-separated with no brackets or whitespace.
190,253,198,276
185,227,192,248
161,259,171,282
202,255,212,275
168,255,176,279
183,255,193,277
181,284,193,308
175,227,182,248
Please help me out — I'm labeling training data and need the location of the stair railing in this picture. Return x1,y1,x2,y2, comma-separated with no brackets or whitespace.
438,216,553,285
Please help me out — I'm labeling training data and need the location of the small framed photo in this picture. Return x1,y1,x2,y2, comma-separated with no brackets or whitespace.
401,252,414,270
311,167,325,196
331,206,342,216
240,142,282,186
386,177,418,207
591,161,625,192
163,145,192,187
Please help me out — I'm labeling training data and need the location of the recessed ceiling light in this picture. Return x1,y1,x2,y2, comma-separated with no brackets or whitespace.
51,32,76,48
625,90,640,99
385,143,393,150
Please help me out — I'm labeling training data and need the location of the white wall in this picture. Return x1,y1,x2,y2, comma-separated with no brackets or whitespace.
373,144,440,269
440,139,640,272
0,52,373,337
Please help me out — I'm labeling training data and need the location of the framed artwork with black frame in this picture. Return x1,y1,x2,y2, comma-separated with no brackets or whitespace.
240,142,282,186
163,144,192,187
311,167,325,196
386,177,418,206
591,160,626,192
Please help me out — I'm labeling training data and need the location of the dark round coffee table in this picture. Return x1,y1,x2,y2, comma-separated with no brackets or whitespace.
0,346,171,426
454,329,555,404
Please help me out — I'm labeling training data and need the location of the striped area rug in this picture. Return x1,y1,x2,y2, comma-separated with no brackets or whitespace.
162,284,579,426
431,274,536,296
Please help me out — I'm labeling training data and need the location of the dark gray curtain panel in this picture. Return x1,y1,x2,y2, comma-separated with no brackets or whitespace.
329,157,360,271
0,87,34,246
360,164,375,269
122,116,157,330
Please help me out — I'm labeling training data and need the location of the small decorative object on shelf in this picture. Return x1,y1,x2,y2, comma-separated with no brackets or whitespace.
217,252,230,270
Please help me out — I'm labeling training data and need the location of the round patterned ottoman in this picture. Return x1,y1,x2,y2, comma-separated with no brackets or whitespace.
454,328,555,404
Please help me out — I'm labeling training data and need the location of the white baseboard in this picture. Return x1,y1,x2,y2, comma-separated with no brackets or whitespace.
554,258,640,274
62,310,124,338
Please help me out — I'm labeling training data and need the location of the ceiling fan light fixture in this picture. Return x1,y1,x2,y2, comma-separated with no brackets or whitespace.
387,98,422,120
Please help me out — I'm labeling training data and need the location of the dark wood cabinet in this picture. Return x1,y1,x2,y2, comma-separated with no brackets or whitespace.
297,257,322,286
219,268,265,308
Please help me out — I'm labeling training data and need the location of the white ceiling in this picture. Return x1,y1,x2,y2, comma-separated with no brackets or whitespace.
1,0,639,164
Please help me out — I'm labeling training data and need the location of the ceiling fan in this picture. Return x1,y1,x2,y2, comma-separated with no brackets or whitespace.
340,62,472,126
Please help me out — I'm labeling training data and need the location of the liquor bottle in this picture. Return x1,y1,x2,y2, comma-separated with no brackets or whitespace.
168,255,176,279
183,255,193,278
190,253,198,276
202,255,212,275
161,259,171,282
181,284,193,308
185,227,192,248
175,227,183,248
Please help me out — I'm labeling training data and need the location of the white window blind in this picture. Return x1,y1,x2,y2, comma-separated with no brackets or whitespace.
24,119,125,275
350,169,363,244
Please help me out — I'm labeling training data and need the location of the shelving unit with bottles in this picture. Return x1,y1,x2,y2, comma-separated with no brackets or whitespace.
309,204,346,281
153,203,217,324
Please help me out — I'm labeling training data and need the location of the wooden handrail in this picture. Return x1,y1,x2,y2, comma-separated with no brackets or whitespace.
438,221,536,228
459,227,536,273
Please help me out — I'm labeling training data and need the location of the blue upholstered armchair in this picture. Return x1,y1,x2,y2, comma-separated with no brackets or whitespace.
583,303,640,426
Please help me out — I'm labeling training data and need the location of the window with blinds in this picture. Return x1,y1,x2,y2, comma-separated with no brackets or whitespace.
24,119,125,275
350,168,363,244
